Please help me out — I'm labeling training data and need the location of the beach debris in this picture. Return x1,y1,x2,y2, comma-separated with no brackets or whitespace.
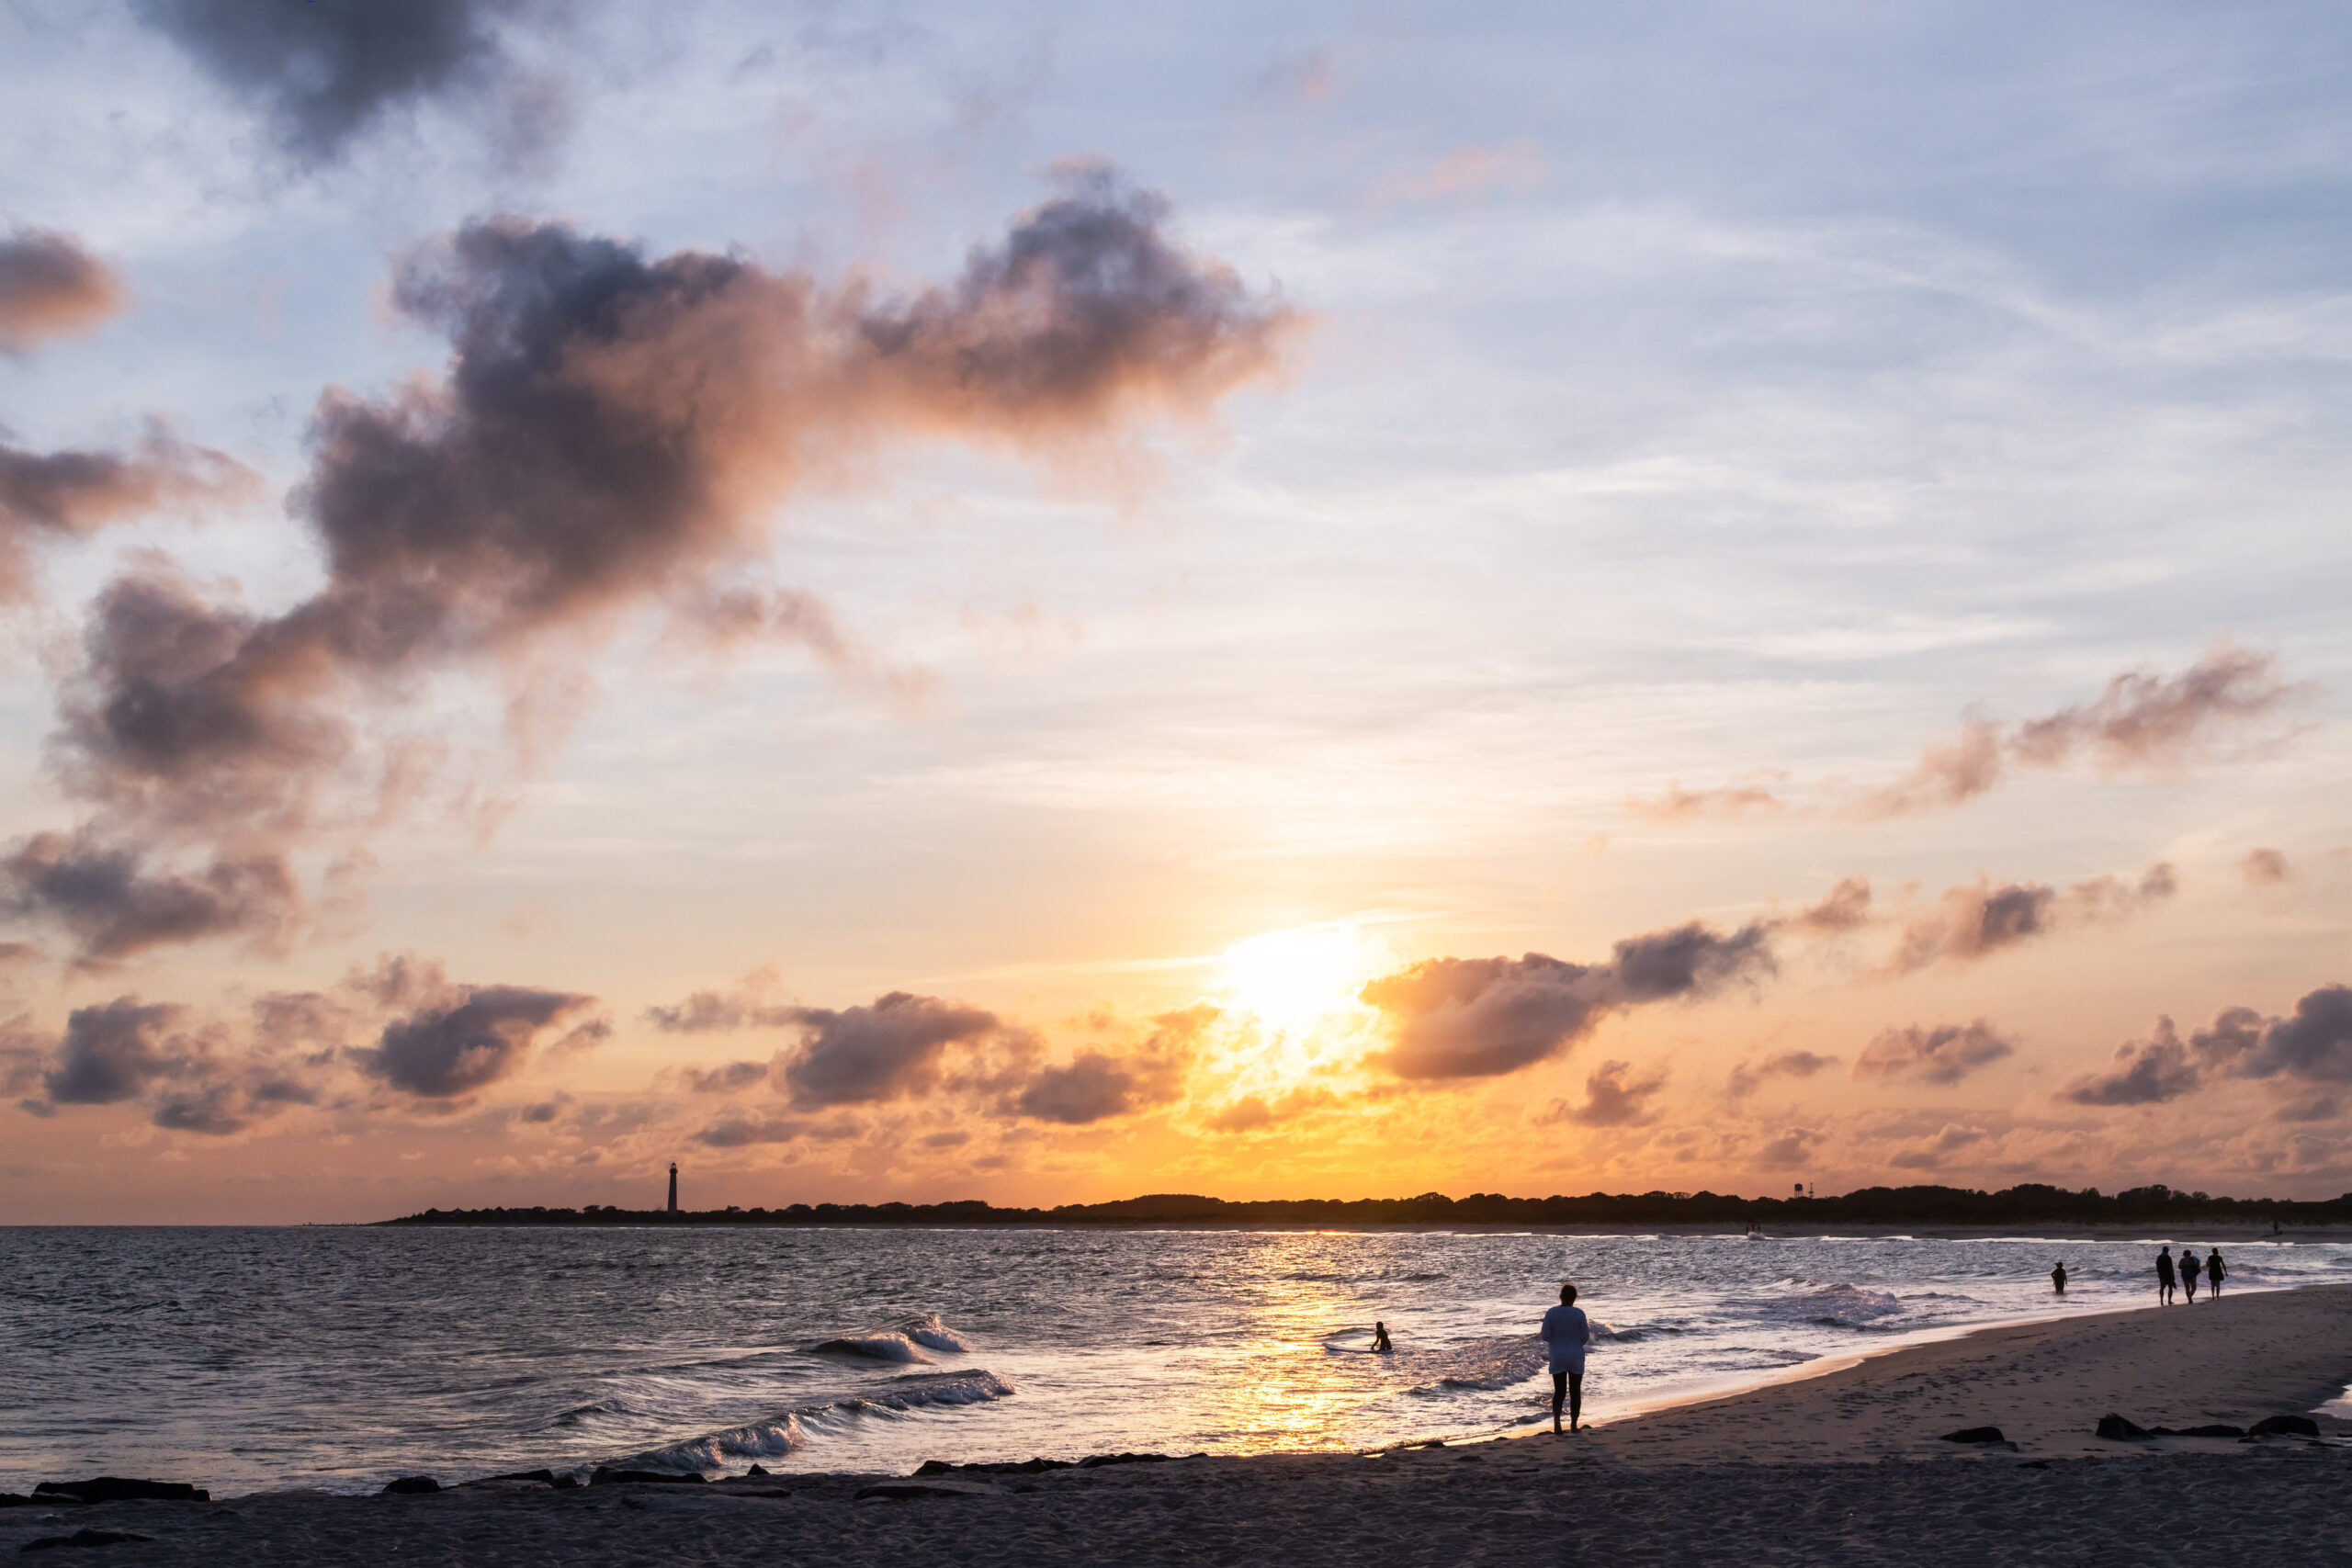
590,1469,707,1486
380,1476,440,1495
2248,1415,2321,1438
854,1479,1001,1502
1939,1427,2007,1445
30,1479,209,1505
18,1529,154,1551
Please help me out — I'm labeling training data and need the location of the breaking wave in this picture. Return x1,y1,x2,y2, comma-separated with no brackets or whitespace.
605,1370,1015,1474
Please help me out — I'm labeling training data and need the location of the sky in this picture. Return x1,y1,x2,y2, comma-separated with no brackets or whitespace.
1,0,2348,1222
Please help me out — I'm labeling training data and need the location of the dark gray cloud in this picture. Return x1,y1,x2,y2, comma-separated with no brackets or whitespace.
1,832,300,964
1887,863,2174,974
1637,649,2304,823
0,433,253,600
682,1059,772,1093
2238,985,2352,1083
25,175,1291,963
1853,1020,2015,1086
1862,648,2299,818
1361,917,1774,1081
0,230,124,350
353,983,603,1098
1006,1004,1209,1124
776,991,1001,1108
2060,1005,2267,1105
1725,1048,1838,1100
132,0,569,168
41,997,189,1104
1545,1058,1668,1127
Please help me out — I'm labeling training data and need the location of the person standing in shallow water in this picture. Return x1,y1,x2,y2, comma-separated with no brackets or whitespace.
2207,1249,2226,1297
2052,1261,2067,1296
2180,1247,2202,1303
1541,1283,1593,1434
2156,1247,2177,1304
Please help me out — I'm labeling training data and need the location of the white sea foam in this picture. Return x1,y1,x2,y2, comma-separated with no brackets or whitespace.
611,1370,1016,1474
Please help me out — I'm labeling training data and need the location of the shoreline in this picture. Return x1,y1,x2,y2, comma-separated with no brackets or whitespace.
6,1285,2349,1564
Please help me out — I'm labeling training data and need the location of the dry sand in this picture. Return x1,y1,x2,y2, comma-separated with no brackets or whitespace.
8,1284,2349,1566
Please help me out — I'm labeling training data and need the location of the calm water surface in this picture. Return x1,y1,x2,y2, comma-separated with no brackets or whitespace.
3,1225,2344,1495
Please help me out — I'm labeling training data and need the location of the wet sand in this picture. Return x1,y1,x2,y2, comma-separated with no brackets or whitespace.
7,1283,2347,1566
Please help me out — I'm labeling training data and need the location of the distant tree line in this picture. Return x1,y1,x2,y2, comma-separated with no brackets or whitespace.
377,1183,2352,1228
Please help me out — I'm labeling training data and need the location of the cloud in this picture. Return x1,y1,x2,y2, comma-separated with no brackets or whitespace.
1853,1020,2016,1085
774,991,1002,1108
1725,1049,1838,1100
1204,1085,1337,1134
1008,1004,1213,1124
682,1059,771,1093
1,832,302,965
2058,1015,2224,1106
1888,1124,1989,1170
0,230,126,350
2238,985,2352,1083
0,433,254,599
132,0,571,169
647,966,797,1032
1639,649,2306,823
1885,863,2174,974
18,171,1291,963
1755,1126,1823,1169
40,998,190,1104
1789,876,1872,934
2242,847,2291,886
1361,916,1774,1081
1860,648,2301,819
1540,1059,1668,1127
352,981,603,1098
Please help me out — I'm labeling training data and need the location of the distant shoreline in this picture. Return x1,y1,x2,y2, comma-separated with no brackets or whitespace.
373,1183,2352,1233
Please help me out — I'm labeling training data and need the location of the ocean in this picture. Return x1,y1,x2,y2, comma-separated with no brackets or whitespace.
4,1224,2344,1495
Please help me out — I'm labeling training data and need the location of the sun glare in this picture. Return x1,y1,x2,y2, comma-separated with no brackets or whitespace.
1213,924,1389,1035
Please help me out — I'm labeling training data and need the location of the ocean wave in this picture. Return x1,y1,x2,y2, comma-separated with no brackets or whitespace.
1758,1283,1904,1326
1403,1336,1548,1394
899,1314,973,1353
808,1332,934,1363
606,1370,1016,1475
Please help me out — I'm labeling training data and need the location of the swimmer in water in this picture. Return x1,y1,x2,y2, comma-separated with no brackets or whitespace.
1371,1321,1393,1353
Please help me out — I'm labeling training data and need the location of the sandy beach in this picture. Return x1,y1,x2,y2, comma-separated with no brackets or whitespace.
7,1283,2348,1566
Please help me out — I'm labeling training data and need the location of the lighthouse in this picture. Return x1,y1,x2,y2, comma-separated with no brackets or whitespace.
667,1161,678,1213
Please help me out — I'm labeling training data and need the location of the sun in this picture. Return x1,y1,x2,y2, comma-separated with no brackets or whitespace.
1213,923,1390,1036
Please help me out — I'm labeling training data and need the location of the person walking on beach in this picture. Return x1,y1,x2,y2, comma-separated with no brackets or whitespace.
1541,1283,1593,1434
2051,1261,2066,1296
2206,1249,2226,1297
2156,1247,2177,1304
2180,1248,2202,1302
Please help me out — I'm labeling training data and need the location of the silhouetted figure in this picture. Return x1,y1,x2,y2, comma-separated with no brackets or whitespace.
1541,1283,1592,1434
2156,1246,2176,1304
2052,1261,2066,1296
1372,1322,1393,1353
2181,1248,2202,1302
2206,1249,2226,1297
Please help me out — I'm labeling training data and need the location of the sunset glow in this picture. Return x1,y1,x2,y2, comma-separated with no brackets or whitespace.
0,3,2346,1224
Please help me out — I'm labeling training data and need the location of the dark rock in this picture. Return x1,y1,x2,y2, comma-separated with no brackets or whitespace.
0,1497,32,1510
744,1465,769,1478
918,1457,1071,1477
380,1476,440,1495
483,1470,556,1485
2250,1415,2321,1438
32,1480,208,1505
1077,1452,1174,1470
19,1529,154,1551
854,1480,998,1502
1939,1427,2007,1444
2175,1425,2247,1438
588,1468,707,1486
551,1476,580,1490
2096,1415,2152,1440
2017,1461,2049,1470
